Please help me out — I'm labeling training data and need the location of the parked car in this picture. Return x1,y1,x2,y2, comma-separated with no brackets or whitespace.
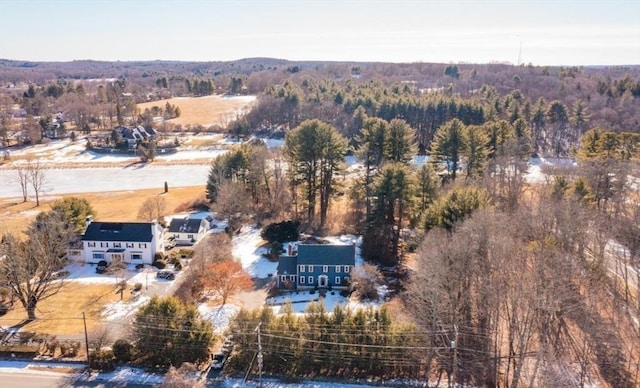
221,337,234,353
156,270,175,280
164,237,176,250
96,260,109,274
211,353,226,369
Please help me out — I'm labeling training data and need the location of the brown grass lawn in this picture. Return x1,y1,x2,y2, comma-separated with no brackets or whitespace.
137,95,255,127
0,186,207,335
0,186,207,235
0,283,133,335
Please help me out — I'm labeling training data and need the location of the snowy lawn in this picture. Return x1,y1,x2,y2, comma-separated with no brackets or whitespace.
198,304,241,334
233,227,278,278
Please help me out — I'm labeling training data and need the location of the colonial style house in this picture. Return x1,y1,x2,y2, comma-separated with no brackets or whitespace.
81,220,165,265
118,125,156,149
167,214,211,245
276,243,356,290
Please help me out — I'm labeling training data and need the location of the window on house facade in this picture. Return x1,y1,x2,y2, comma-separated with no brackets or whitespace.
100,242,107,248
336,266,341,273
112,254,123,261
280,275,286,282
299,265,305,273
188,234,194,240
308,276,313,284
323,265,328,273
113,243,121,248
126,243,134,248
335,277,341,284
88,242,96,247
289,275,296,282
139,243,147,248
92,253,104,260
131,253,142,260
308,265,313,272
344,265,350,273
300,276,305,284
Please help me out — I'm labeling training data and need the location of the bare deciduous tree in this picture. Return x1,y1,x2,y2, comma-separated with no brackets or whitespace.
213,181,250,232
27,158,46,207
14,165,29,202
137,196,166,222
0,211,74,320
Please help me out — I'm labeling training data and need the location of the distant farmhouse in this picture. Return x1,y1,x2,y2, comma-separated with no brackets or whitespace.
117,125,156,149
79,219,165,265
276,243,355,290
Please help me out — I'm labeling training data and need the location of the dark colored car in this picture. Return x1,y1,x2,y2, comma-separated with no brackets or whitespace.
156,270,175,280
211,353,226,369
96,260,109,274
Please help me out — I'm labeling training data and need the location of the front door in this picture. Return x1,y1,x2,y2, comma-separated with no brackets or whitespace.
318,275,328,288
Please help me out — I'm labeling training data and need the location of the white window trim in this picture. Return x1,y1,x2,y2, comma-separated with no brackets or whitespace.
308,265,313,272
323,265,328,273
344,265,350,273
308,276,313,284
300,276,305,284
335,276,341,284
299,265,305,273
336,266,341,273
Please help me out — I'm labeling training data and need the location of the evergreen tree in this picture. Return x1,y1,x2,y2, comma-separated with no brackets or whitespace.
284,119,347,227
133,297,214,369
430,118,465,181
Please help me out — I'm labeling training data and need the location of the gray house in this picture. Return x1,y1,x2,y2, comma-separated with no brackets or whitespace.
276,244,355,290
167,215,211,245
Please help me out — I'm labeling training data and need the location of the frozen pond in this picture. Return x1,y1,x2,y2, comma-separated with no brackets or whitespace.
0,164,212,198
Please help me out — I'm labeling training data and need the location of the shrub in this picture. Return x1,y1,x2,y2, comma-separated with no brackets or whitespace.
154,252,165,262
261,220,300,243
46,339,59,356
90,349,115,371
174,261,183,271
60,341,81,357
153,259,167,269
112,339,133,363
178,249,194,259
133,283,143,292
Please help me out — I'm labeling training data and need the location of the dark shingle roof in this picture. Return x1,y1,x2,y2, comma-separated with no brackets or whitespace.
297,244,355,266
168,218,203,234
277,256,297,275
82,222,154,242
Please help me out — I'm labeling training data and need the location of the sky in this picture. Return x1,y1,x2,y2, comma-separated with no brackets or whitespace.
1,0,639,66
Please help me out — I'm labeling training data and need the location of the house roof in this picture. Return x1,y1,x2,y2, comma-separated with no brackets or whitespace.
82,222,154,242
277,256,297,276
297,244,355,266
168,218,204,234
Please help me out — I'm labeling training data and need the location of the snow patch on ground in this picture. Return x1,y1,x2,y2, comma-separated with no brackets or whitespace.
101,295,151,321
198,303,240,334
233,227,277,278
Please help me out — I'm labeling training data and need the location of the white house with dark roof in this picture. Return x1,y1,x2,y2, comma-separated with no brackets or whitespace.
81,220,164,265
167,214,212,245
118,125,156,149
276,243,355,290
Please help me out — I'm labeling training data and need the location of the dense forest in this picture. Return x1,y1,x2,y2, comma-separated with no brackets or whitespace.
1,58,640,386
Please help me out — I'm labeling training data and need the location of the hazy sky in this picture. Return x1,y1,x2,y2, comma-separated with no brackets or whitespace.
2,0,639,66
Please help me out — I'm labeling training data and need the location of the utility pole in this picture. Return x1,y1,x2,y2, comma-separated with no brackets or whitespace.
82,312,90,366
256,322,263,388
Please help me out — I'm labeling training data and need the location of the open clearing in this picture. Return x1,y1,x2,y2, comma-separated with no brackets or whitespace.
0,283,134,335
137,95,256,127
